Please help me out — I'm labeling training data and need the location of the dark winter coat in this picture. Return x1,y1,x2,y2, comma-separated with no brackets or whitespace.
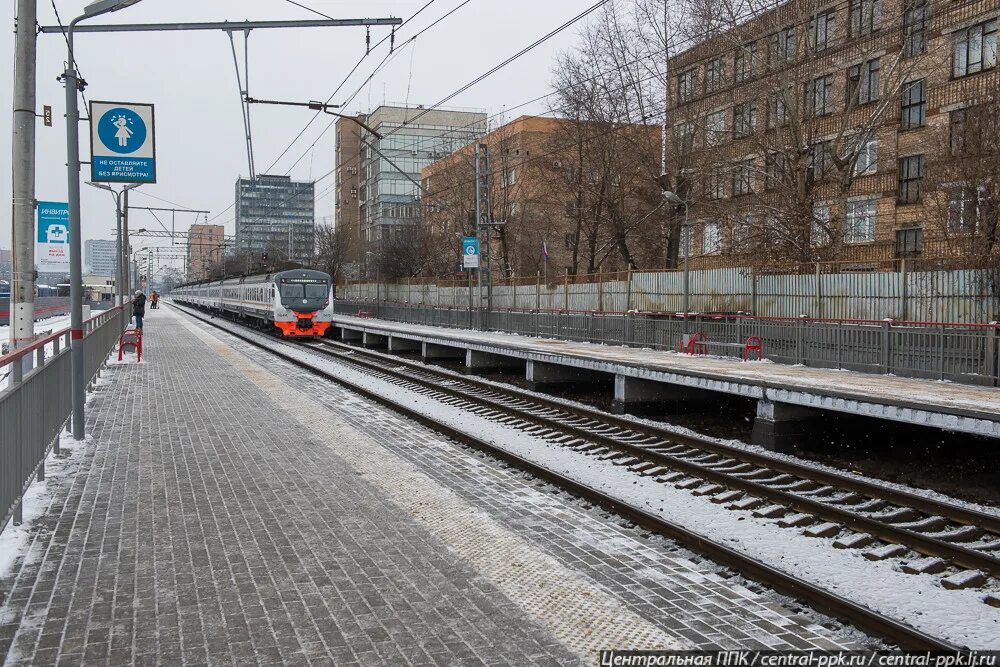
133,294,146,317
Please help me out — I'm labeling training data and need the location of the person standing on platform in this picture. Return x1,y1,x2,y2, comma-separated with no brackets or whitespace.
150,291,159,309
133,290,147,334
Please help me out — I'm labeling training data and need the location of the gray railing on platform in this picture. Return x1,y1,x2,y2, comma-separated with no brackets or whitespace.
0,306,126,531
334,300,1000,387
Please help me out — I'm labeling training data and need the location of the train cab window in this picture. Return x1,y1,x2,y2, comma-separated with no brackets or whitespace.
281,284,304,299
305,284,328,299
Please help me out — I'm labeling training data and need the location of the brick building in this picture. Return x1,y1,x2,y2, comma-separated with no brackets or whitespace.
187,224,225,280
665,0,999,268
334,116,364,267
421,115,661,276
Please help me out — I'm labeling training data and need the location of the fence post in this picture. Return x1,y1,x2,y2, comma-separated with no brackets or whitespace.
564,268,569,311
989,322,999,387
598,274,604,313
939,323,946,380
814,262,822,319
900,258,909,321
751,268,758,315
626,267,633,312
881,319,892,374
536,271,541,310
797,315,806,365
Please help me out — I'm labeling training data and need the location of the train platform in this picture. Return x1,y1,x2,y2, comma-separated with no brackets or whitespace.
0,305,868,664
327,312,1000,448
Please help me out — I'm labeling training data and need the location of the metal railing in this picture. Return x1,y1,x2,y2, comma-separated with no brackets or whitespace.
334,300,1000,387
0,306,126,531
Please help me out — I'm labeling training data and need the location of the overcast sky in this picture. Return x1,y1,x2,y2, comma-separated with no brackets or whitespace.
0,0,592,268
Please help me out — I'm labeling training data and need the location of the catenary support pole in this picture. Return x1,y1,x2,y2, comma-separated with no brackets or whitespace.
10,0,37,356
123,187,131,295
65,15,86,439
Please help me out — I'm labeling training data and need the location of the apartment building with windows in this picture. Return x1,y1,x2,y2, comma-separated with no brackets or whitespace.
234,175,315,265
665,0,998,268
84,239,116,276
187,224,225,280
334,115,364,266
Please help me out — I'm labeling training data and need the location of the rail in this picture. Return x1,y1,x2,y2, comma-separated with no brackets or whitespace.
0,305,127,531
334,300,1000,387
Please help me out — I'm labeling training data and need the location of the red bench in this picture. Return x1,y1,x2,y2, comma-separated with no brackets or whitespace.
356,309,376,318
118,327,143,362
679,331,763,361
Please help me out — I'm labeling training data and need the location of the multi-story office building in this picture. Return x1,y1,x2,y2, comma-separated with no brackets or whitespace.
665,0,999,268
235,175,315,265
352,105,487,248
187,224,225,280
0,249,10,281
84,239,117,276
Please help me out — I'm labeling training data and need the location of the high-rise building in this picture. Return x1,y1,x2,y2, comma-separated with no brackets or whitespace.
187,224,225,280
84,239,117,276
235,175,315,265
0,249,10,281
350,105,487,247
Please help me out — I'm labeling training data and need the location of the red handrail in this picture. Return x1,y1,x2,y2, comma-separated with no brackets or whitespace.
0,304,127,367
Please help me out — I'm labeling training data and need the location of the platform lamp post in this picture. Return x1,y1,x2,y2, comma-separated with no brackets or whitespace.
86,181,140,312
63,0,144,440
662,190,691,318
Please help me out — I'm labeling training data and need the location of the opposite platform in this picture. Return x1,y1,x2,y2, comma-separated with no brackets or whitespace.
327,313,1000,443
0,305,866,665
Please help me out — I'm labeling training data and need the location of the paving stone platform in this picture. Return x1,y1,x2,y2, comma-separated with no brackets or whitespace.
0,306,868,666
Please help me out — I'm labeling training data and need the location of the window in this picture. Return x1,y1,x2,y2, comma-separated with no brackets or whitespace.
845,198,877,242
502,168,517,187
948,186,996,233
768,28,796,67
903,0,928,57
810,141,835,180
705,165,726,200
853,137,878,175
768,90,789,127
847,59,880,106
735,43,756,82
564,232,576,249
811,204,831,247
703,221,721,254
705,58,724,91
677,68,697,102
305,283,328,299
674,121,695,152
280,284,304,300
705,110,726,146
953,20,997,78
766,152,787,189
950,105,996,156
731,214,754,251
732,159,754,195
850,0,882,36
896,228,923,257
807,75,835,115
733,104,756,138
900,79,926,128
897,155,924,204
809,11,836,52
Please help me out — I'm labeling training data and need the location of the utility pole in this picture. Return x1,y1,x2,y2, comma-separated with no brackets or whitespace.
10,0,37,359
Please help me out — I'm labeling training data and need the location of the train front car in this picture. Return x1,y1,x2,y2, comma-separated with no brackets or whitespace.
272,269,333,337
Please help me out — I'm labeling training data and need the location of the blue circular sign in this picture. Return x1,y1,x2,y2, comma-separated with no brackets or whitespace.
97,107,146,154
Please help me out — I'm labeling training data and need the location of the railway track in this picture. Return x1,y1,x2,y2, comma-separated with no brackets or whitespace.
172,302,969,649
304,339,1000,585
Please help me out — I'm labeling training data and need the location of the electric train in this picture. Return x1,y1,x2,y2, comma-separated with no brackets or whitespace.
172,269,334,337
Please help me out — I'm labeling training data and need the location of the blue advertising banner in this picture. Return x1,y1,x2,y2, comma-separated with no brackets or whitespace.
36,201,70,271
462,236,479,269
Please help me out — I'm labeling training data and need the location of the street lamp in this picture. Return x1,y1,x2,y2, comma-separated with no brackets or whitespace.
87,181,140,310
62,0,145,439
663,190,691,317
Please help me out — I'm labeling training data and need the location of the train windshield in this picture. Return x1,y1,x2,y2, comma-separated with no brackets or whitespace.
280,284,303,299
304,283,328,299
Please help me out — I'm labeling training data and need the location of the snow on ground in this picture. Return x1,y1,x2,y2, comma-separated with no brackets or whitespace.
201,320,1000,648
0,432,91,580
0,311,106,391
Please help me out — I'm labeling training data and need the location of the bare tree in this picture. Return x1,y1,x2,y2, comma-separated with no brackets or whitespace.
314,222,356,293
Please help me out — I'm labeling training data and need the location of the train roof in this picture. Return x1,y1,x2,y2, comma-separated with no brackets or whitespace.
175,269,331,290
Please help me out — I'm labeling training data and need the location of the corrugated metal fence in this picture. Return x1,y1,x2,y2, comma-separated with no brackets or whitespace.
341,267,1000,323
